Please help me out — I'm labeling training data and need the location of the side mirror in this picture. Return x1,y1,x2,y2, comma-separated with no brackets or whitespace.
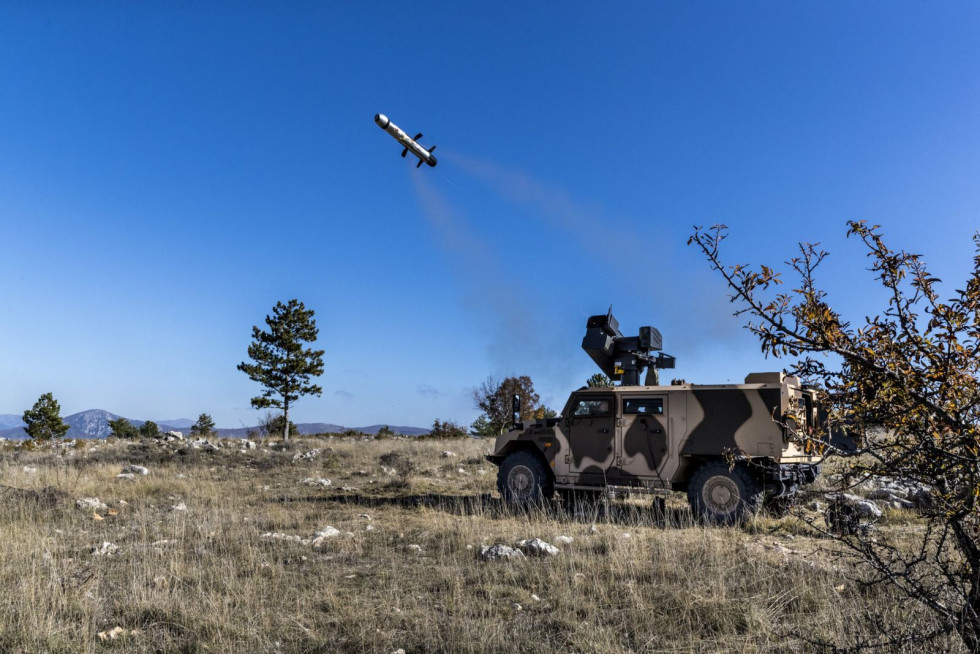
512,394,521,427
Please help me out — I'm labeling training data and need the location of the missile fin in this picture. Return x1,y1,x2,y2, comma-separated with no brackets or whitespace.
416,158,424,168
428,144,437,153
413,133,423,141
401,148,408,158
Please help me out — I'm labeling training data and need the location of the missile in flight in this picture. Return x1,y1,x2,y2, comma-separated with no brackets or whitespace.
374,113,438,168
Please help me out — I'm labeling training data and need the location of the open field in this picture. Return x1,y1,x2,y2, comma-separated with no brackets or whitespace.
0,436,960,653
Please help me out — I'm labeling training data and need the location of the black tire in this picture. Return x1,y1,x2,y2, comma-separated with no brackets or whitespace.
687,461,763,525
497,450,554,506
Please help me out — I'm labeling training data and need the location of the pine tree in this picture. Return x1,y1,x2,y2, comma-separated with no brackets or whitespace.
107,417,138,439
22,393,70,442
139,420,160,438
237,299,325,440
190,413,216,438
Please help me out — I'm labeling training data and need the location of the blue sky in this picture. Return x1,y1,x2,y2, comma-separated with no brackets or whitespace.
2,2,977,428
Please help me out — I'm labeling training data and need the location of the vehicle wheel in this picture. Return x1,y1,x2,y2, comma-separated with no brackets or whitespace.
687,461,763,525
497,450,554,506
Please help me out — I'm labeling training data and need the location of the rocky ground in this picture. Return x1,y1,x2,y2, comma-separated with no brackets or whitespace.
0,435,961,653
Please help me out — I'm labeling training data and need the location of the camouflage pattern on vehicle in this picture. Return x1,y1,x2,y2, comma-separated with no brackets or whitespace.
486,312,824,524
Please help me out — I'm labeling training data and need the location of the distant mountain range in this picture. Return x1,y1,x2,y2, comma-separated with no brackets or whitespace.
0,410,429,440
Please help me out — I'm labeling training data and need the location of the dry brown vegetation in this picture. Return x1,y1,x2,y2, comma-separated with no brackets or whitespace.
0,437,961,653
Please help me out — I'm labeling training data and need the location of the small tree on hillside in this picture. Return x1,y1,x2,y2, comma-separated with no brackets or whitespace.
428,419,467,439
237,299,325,440
22,393,70,442
472,375,542,435
139,420,160,438
108,417,138,439
690,221,980,651
190,413,216,438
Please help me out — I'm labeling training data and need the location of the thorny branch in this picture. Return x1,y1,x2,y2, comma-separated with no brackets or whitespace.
690,221,980,651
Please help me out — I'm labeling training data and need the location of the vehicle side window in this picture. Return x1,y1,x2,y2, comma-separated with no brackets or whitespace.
572,399,611,417
623,398,663,415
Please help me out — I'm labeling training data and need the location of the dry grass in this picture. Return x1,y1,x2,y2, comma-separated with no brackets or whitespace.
0,437,961,653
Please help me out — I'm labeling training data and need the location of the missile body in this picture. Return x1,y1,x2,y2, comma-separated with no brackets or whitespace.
374,113,437,168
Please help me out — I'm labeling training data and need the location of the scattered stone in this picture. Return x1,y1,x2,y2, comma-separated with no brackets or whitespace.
855,500,883,519
151,539,177,549
440,451,457,458
516,538,560,557
116,473,136,480
98,626,140,642
808,501,824,512
300,477,332,487
293,449,320,462
122,465,150,476
22,466,37,474
314,526,341,539
513,603,523,611
91,541,120,557
365,524,375,531
241,440,257,450
479,544,525,561
358,513,372,520
171,502,187,512
152,575,169,589
826,493,883,520
190,438,219,451
340,486,356,492
406,544,423,554
380,465,396,476
77,498,108,511
912,488,935,509
311,526,342,550
589,524,598,534
530,593,542,602
554,536,574,546
261,532,306,544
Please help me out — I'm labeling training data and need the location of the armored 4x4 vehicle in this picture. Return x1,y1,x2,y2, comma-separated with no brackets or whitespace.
486,311,823,524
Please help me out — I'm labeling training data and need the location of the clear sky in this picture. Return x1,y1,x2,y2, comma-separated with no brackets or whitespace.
2,2,978,429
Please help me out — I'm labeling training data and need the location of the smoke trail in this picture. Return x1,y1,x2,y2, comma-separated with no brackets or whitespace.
443,151,746,355
410,172,583,394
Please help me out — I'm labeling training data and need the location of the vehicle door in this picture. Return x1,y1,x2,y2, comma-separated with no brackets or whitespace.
618,395,668,483
565,394,616,476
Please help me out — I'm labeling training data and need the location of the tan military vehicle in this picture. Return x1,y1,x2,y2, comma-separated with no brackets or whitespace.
486,311,823,524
